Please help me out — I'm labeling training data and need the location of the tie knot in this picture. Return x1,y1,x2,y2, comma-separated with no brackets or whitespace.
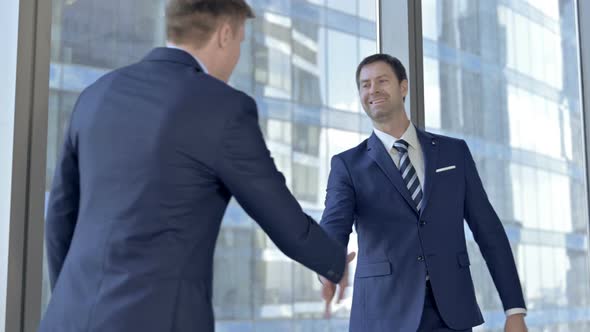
393,139,409,153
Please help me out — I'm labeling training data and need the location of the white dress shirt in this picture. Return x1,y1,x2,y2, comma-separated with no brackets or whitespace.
373,123,425,190
373,123,526,317
165,43,209,74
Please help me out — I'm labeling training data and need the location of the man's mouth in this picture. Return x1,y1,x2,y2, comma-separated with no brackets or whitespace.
370,98,386,105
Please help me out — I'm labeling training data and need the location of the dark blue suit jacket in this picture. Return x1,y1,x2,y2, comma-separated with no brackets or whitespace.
321,129,526,332
40,48,346,332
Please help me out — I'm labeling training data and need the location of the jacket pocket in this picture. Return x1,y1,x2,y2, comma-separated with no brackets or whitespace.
355,261,392,278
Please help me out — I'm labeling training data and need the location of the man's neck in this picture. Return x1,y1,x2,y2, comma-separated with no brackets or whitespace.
166,41,214,74
189,49,212,69
373,109,411,139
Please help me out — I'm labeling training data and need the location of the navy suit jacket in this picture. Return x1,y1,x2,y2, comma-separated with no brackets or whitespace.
40,48,346,332
321,129,526,332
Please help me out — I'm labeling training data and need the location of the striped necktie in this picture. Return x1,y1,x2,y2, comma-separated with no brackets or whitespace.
393,139,423,211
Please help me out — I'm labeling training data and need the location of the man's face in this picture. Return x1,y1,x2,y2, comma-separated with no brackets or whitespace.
358,61,408,123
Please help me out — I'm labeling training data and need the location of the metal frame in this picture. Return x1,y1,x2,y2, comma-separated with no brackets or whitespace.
5,0,52,331
376,0,381,52
407,0,425,129
577,0,590,273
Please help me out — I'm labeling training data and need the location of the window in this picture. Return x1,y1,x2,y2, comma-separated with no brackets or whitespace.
423,0,590,329
43,0,376,330
0,0,20,327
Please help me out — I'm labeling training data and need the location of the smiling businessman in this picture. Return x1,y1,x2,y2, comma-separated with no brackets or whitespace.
319,54,528,332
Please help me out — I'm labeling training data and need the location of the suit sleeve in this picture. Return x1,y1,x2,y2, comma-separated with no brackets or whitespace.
319,155,356,248
45,112,80,289
215,95,346,283
462,140,526,311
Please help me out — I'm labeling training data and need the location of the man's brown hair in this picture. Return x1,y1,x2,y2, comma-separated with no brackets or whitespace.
166,0,255,47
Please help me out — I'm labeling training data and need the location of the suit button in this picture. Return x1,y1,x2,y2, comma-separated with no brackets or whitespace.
420,220,427,227
417,256,424,261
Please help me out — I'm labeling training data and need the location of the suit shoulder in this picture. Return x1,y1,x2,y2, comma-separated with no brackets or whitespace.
195,74,252,99
426,132,470,156
196,75,256,109
428,132,466,146
82,63,135,92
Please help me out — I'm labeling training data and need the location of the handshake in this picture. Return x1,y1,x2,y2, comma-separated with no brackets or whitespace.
320,252,356,318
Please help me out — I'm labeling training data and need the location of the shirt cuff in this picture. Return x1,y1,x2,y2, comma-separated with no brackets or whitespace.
505,308,527,317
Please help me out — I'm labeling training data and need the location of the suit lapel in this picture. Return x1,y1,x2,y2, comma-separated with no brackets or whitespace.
367,133,418,215
416,128,439,215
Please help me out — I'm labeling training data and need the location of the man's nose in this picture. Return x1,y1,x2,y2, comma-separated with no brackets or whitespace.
369,85,380,94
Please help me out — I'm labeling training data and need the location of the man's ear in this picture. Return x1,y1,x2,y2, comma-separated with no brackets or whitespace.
401,79,409,98
217,21,232,49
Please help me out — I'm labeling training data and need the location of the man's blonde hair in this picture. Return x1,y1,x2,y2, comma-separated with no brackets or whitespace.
166,0,255,47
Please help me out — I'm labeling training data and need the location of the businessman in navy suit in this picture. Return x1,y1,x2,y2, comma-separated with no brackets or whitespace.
319,54,528,332
39,1,352,331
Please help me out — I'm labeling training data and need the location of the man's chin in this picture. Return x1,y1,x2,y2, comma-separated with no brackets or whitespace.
369,108,391,119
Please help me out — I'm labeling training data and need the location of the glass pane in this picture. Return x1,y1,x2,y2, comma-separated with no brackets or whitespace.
43,0,168,313
327,30,360,112
43,0,377,330
423,0,590,330
326,0,357,16
359,0,376,21
0,0,19,328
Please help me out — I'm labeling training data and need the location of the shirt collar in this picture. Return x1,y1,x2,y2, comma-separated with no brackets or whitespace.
165,42,209,74
373,122,419,152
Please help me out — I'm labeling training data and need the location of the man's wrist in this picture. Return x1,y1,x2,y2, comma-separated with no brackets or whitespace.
505,308,527,317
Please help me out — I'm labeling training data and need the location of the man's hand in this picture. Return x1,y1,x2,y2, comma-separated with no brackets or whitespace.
505,314,527,332
320,252,356,318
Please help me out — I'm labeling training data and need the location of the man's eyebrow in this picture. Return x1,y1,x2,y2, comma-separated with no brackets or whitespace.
360,74,388,83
